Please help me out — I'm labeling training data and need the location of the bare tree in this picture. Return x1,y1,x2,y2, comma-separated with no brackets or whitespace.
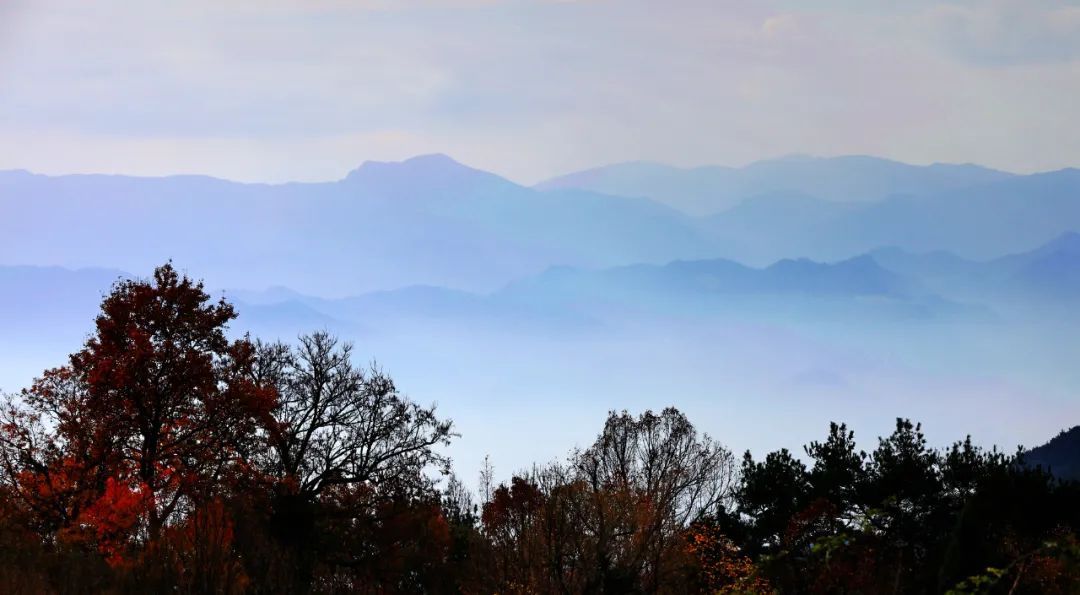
574,407,735,592
482,408,735,593
578,408,733,525
254,332,455,499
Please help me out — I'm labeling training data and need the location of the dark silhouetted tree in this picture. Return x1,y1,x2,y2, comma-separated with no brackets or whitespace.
250,332,456,592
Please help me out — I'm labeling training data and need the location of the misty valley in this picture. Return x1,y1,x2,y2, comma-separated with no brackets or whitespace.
3,155,1080,593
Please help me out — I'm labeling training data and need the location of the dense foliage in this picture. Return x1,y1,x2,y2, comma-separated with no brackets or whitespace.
1,264,1078,593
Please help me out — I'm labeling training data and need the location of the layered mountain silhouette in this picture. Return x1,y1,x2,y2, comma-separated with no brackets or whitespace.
536,155,1014,215
500,255,906,304
0,155,718,295
869,231,1080,302
699,168,1080,265
3,154,1079,295
4,239,1029,342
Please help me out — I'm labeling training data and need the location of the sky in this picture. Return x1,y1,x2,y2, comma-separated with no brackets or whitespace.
1,0,1079,184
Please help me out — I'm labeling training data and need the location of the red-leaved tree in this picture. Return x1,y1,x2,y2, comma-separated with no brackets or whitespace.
0,263,275,562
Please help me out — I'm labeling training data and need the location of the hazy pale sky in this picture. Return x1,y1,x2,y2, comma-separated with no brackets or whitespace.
1,0,1079,184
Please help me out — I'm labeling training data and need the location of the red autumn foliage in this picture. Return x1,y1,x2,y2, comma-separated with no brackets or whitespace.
685,521,771,594
2,263,276,561
70,477,151,567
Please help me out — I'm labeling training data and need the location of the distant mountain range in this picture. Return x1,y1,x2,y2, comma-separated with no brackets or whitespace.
7,233,1077,344
494,254,943,323
869,231,1080,303
0,155,718,295
3,154,1079,293
700,168,1080,265
536,155,1015,215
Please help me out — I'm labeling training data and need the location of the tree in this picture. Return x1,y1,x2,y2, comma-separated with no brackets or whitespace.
482,476,548,591
254,332,454,500
250,332,456,590
478,408,736,593
804,422,866,509
0,263,275,559
735,448,809,554
574,408,735,592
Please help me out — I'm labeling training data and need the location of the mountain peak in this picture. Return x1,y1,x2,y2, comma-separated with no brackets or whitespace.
402,153,462,167
342,153,513,191
347,153,468,176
